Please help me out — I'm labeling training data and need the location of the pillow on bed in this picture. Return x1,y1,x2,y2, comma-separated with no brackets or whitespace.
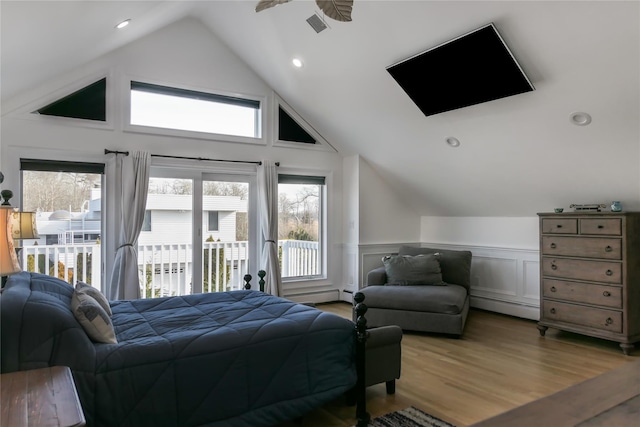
71,292,117,344
76,281,112,316
382,254,445,286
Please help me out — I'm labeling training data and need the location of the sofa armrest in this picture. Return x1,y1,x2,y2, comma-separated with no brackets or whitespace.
366,325,402,349
366,266,387,286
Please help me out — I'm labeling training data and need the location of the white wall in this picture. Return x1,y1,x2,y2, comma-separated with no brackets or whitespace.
341,156,423,300
1,17,345,298
420,217,539,249
359,157,420,244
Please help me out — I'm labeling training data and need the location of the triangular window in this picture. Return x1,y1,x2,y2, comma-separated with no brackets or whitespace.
34,78,106,121
278,106,315,144
274,95,335,152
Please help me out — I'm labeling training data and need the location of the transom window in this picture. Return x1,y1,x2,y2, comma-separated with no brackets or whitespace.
130,81,261,138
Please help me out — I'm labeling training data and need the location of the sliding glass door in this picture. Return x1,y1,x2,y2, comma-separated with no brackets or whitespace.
140,176,194,297
140,167,256,298
201,175,253,292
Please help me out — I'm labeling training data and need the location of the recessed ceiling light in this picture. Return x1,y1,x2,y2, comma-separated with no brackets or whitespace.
115,19,131,30
292,58,303,68
445,137,460,147
570,112,592,126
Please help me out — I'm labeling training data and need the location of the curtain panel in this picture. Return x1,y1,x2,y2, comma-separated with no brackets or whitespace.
107,151,150,300
258,160,283,296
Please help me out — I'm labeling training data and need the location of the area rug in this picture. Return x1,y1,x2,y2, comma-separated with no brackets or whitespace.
360,406,455,427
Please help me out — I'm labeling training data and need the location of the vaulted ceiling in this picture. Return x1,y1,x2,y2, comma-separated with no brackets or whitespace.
2,1,639,216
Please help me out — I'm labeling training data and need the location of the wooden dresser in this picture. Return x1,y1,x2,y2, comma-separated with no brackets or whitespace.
537,212,640,354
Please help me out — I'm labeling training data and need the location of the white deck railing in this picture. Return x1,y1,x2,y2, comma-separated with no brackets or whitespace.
18,240,319,297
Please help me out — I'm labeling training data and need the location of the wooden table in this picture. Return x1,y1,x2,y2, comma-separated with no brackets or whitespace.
1,366,85,427
471,359,640,426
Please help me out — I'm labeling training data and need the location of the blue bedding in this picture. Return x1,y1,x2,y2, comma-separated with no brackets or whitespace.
1,272,357,426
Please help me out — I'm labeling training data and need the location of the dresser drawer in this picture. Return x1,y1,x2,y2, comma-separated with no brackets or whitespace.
579,218,622,236
541,218,577,234
542,257,622,283
541,236,621,259
542,300,622,333
543,279,622,308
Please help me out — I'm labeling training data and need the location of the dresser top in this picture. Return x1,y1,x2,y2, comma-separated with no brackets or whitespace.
538,211,639,217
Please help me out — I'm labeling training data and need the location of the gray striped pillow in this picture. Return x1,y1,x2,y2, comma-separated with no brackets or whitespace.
75,282,112,316
71,291,117,344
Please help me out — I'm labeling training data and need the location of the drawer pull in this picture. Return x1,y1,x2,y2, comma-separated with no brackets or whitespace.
550,243,557,249
606,269,613,276
605,246,613,252
550,308,556,314
606,317,613,325
550,286,557,292
603,291,611,297
556,224,563,228
551,264,557,270
598,225,604,229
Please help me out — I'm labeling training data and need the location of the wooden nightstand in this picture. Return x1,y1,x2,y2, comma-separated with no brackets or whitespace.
1,366,85,426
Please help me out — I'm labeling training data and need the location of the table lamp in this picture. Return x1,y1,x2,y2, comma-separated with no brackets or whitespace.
11,210,40,242
1,206,21,286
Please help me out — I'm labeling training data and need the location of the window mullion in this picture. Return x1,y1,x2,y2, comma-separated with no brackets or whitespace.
192,177,203,293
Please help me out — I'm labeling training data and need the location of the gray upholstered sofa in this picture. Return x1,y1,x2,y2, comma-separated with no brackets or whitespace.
360,246,472,336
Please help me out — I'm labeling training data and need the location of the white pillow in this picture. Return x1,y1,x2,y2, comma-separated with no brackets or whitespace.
71,291,117,344
75,282,112,316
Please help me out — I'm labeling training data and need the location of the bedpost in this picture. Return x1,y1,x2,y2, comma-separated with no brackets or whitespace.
354,291,370,426
258,270,266,292
243,274,252,290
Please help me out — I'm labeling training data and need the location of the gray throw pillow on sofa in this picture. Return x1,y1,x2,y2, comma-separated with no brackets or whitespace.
382,254,445,286
398,246,472,290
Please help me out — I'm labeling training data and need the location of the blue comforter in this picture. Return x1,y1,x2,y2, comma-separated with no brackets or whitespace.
1,272,357,426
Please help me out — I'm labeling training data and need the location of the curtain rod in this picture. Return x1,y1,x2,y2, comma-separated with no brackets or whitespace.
104,149,279,166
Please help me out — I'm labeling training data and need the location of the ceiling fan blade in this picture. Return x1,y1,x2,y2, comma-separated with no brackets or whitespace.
315,0,353,22
255,0,293,13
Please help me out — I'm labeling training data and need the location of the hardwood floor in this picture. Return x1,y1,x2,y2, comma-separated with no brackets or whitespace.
280,303,638,427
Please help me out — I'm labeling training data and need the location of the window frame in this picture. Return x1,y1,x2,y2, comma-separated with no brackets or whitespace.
271,94,337,153
19,158,106,288
13,70,115,131
123,78,267,146
278,173,327,282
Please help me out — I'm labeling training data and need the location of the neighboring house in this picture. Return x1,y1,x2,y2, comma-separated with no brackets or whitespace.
31,193,247,247
140,194,247,245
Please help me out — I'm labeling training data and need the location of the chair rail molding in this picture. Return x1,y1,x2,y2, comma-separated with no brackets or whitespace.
357,242,540,320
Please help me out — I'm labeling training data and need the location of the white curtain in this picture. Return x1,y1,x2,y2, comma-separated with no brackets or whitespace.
108,151,150,300
258,160,282,296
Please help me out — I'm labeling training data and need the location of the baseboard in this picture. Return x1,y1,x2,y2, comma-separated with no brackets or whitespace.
286,289,340,304
471,296,539,321
340,289,354,303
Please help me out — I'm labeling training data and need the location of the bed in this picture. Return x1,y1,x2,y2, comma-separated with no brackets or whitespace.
1,272,366,426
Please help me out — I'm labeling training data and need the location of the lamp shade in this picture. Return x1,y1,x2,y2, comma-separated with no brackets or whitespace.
11,211,39,240
0,207,21,276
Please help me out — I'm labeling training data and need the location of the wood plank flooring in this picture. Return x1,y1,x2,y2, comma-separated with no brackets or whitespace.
279,303,638,427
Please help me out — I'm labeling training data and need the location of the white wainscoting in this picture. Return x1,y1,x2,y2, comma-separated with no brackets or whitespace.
355,243,540,320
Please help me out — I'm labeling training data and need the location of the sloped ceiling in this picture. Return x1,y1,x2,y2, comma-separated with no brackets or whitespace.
2,1,639,217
